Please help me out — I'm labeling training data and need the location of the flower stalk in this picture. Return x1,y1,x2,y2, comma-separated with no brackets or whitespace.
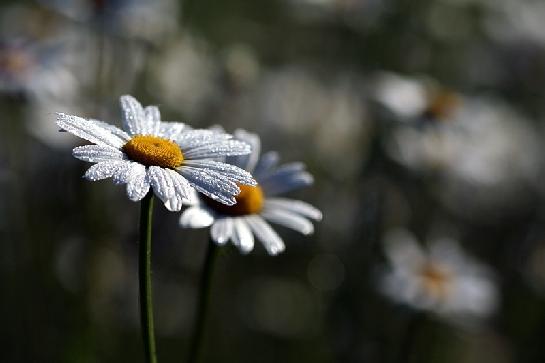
139,192,158,363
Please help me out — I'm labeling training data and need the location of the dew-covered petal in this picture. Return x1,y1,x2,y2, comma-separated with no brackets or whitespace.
84,160,129,181
226,129,261,172
211,218,234,245
259,170,314,196
147,166,179,210
164,195,183,212
57,113,125,149
253,151,279,180
182,139,252,159
179,206,214,228
264,198,322,221
120,95,156,136
73,145,125,163
125,163,150,201
143,106,162,135
232,218,254,253
144,106,161,123
245,215,285,255
112,162,135,184
158,122,188,140
261,207,315,235
88,119,131,140
179,166,240,206
182,160,256,186
176,129,232,150
166,169,195,204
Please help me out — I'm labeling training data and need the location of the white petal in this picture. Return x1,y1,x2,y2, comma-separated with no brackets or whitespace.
245,215,285,255
259,171,314,196
211,218,234,245
264,198,322,220
144,106,162,135
88,119,131,140
125,163,150,201
232,218,254,253
384,229,426,270
259,162,305,179
120,95,154,135
147,166,178,210
164,195,183,212
112,162,135,184
253,151,279,180
179,207,214,228
72,145,125,163
226,129,261,172
182,160,256,186
261,207,315,235
158,122,188,140
57,113,125,149
166,169,195,204
84,160,129,181
182,139,252,159
145,105,161,123
176,129,232,150
179,166,240,206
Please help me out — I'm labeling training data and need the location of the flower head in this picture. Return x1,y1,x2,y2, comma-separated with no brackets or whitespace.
179,129,322,255
380,229,498,321
57,95,256,211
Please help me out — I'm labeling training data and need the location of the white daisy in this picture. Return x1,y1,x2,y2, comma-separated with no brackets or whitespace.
380,229,498,321
179,129,322,255
57,95,256,211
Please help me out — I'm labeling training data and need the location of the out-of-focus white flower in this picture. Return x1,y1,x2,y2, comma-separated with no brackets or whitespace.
371,72,460,121
248,67,369,177
482,0,545,45
379,74,541,214
380,229,498,321
0,37,80,99
180,129,322,255
150,34,219,121
57,95,256,211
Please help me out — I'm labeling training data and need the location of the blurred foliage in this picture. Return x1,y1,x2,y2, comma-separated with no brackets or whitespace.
2,0,545,362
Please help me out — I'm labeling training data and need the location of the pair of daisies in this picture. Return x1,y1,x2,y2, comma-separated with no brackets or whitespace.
57,95,321,255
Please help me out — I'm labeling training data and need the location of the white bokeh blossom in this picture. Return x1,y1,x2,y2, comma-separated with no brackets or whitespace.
57,95,256,211
380,229,498,321
179,129,322,255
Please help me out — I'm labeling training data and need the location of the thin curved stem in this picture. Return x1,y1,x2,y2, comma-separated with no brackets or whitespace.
187,240,218,363
139,192,158,363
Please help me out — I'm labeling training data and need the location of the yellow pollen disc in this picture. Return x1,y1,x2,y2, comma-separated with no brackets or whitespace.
424,91,460,120
204,184,264,216
1,50,31,75
122,135,184,168
419,262,452,300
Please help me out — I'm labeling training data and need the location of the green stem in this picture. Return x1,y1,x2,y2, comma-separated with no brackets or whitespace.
139,192,158,363
187,240,218,363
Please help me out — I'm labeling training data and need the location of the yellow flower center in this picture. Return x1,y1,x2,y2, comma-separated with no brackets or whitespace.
1,49,32,75
418,262,452,300
423,91,460,120
122,135,184,168
204,184,264,215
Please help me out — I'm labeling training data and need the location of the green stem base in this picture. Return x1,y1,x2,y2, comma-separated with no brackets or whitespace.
139,192,158,363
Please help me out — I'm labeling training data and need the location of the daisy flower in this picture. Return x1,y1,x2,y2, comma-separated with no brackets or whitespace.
380,229,498,320
56,95,256,211
179,129,322,255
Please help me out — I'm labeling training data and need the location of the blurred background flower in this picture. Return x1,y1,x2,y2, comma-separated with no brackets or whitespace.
3,0,545,362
